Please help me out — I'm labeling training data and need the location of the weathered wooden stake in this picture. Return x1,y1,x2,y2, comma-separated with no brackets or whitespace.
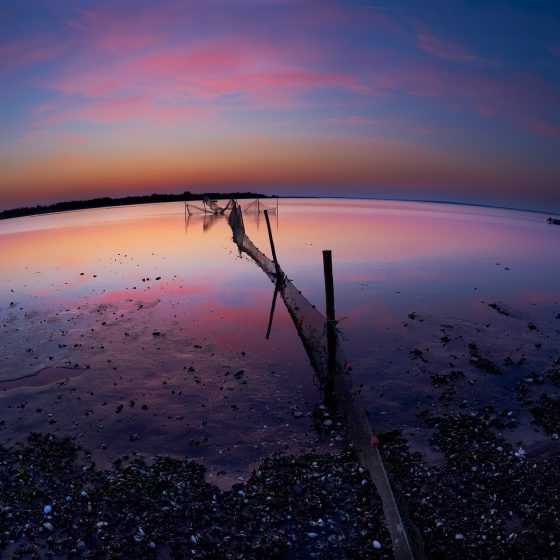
323,250,335,320
323,250,336,408
264,209,282,283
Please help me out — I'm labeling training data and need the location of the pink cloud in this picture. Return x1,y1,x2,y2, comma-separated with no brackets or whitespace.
35,30,559,140
35,96,213,127
12,1,558,147
417,31,477,62
46,38,363,110
135,48,243,76
186,69,364,100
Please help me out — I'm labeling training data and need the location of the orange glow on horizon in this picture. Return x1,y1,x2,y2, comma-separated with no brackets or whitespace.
1,134,553,210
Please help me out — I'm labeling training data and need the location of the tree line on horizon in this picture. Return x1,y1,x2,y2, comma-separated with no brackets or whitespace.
0,191,272,220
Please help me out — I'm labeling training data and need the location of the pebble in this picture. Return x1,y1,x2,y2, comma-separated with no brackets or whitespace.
43,504,53,515
372,539,382,549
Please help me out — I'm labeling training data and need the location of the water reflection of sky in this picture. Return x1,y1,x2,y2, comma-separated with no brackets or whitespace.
1,199,559,479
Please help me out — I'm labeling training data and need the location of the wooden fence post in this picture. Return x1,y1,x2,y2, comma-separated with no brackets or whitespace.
323,250,336,408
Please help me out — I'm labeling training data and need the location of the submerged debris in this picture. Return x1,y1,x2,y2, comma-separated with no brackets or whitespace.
468,343,502,375
431,370,465,387
487,302,511,316
530,393,560,435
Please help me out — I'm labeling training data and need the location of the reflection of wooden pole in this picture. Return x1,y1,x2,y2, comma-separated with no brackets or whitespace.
266,283,280,339
264,210,282,283
323,250,336,408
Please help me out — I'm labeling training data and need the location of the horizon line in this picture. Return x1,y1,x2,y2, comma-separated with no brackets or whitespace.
1,191,559,222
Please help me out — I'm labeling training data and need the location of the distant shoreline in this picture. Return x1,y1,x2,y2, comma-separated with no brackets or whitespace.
1,192,558,222
281,194,560,218
0,192,272,221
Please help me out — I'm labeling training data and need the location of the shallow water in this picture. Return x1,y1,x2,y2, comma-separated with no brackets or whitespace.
1,199,559,481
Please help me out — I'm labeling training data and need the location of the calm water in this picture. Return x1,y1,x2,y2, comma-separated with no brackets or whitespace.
1,199,559,482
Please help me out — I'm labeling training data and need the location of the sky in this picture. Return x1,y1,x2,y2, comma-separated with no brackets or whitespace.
1,0,559,212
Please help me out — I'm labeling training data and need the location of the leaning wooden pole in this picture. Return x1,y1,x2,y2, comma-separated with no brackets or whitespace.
264,209,283,284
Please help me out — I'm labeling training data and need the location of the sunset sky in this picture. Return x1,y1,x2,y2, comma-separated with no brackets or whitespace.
1,0,559,212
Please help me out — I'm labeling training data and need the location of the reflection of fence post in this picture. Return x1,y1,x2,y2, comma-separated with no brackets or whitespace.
266,283,280,339
323,250,336,408
264,210,283,284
